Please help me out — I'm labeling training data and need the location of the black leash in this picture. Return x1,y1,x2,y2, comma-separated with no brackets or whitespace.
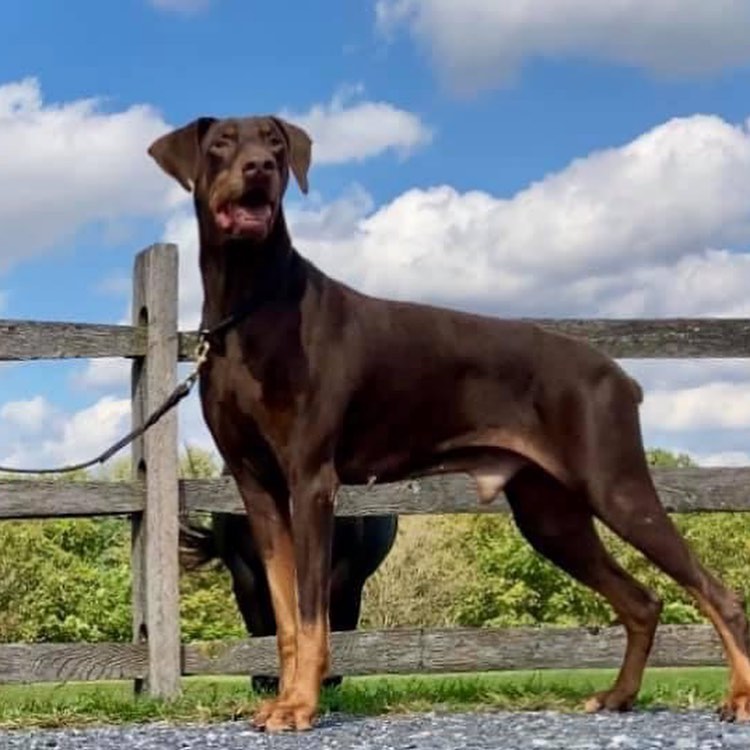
0,336,211,476
0,252,291,476
0,301,261,476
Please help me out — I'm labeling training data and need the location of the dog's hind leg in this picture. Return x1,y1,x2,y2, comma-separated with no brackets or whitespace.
506,467,662,712
582,377,750,720
592,468,750,720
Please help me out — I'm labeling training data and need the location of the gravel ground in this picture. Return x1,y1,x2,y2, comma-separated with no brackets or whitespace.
3,711,750,750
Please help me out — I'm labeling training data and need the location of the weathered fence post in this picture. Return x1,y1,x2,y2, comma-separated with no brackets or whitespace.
130,243,181,699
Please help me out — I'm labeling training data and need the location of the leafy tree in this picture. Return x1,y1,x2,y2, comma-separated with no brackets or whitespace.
646,448,695,468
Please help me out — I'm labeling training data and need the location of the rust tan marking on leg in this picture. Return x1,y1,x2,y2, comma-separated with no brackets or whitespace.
252,534,299,729
263,614,328,733
265,545,299,694
295,616,330,702
690,589,750,721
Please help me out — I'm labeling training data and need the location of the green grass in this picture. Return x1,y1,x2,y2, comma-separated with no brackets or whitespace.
0,668,729,730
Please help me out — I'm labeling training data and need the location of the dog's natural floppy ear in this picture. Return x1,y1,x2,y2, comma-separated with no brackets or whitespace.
147,117,217,192
271,117,312,195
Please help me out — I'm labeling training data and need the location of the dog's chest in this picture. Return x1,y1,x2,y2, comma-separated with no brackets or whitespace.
200,340,299,457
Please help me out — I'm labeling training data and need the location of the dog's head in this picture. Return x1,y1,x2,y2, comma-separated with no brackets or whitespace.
148,115,311,244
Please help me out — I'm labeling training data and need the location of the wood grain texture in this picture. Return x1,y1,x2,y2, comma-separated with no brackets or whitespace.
1,467,749,520
0,643,147,682
532,318,750,359
179,317,750,361
0,316,745,363
183,624,725,676
0,479,142,519
130,244,182,699
0,625,723,683
181,467,750,516
0,321,145,360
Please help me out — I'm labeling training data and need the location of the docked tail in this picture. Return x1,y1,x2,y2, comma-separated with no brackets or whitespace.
179,522,220,571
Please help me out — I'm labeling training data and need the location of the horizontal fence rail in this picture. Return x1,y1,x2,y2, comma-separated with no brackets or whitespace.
0,321,147,361
2,467,750,520
184,318,750,360
2,318,750,361
0,625,726,683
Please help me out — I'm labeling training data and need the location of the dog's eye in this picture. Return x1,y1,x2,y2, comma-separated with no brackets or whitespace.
208,143,230,160
208,133,236,156
268,134,283,150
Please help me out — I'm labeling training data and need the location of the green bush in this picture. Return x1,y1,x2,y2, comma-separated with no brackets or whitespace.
0,448,246,644
438,513,750,629
0,519,131,642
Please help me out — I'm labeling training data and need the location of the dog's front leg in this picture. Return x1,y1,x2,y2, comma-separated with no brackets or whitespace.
247,513,298,703
230,478,299,729
261,462,338,732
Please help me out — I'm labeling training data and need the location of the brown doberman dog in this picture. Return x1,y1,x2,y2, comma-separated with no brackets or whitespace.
149,114,750,732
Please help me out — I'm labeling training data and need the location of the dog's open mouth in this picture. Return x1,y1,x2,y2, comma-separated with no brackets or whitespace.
215,188,275,238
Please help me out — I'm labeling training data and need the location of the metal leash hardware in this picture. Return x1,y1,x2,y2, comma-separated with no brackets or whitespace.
0,332,213,476
184,332,211,389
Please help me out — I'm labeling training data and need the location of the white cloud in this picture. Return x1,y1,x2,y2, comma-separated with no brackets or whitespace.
642,382,750,432
0,396,51,433
632,371,750,466
0,396,130,470
282,85,432,164
0,78,176,269
0,76,432,277
285,114,750,318
53,397,130,463
623,360,750,392
162,209,202,330
76,358,130,391
619,361,750,458
148,0,212,13
377,0,750,94
696,451,750,467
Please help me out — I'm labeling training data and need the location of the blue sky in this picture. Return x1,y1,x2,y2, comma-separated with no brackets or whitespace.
2,0,750,470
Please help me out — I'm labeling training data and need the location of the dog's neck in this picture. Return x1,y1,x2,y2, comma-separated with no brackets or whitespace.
198,208,297,328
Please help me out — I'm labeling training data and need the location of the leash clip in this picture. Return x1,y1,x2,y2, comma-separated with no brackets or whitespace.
194,333,211,369
182,333,212,390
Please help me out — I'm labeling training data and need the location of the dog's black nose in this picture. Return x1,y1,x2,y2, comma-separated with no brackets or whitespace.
243,157,275,179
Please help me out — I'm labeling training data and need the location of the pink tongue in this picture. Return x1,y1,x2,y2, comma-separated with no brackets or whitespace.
216,204,272,233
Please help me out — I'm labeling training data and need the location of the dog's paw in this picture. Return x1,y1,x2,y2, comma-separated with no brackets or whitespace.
584,688,636,713
251,697,279,729
718,694,750,723
252,697,316,732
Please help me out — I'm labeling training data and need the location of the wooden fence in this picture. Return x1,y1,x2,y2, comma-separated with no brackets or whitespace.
1,242,750,698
